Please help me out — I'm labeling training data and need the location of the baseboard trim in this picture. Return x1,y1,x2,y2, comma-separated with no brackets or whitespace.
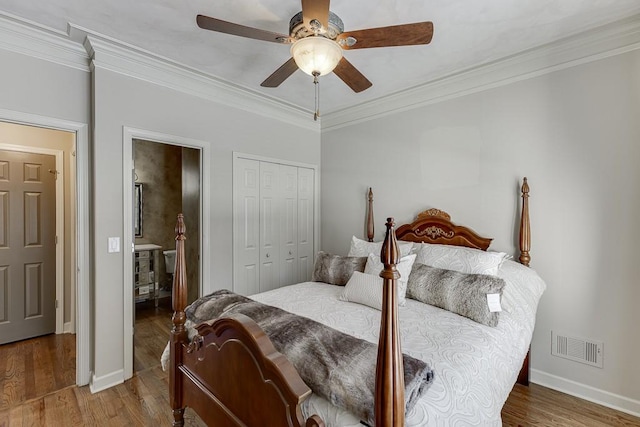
63,321,74,334
90,369,124,394
531,369,640,418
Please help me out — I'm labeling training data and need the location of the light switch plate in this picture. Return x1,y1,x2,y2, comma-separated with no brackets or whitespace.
108,237,120,253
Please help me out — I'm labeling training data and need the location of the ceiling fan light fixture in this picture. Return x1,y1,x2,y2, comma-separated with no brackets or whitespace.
290,36,343,76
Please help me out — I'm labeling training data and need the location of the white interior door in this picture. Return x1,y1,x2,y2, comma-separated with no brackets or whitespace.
297,167,315,282
233,155,317,295
259,162,280,292
0,150,56,344
233,158,260,296
279,165,298,287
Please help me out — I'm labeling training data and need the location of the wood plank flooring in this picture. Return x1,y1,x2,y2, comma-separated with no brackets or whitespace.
1,297,639,426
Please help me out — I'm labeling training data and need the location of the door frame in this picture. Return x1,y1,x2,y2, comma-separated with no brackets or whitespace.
0,143,65,334
123,126,210,380
0,108,91,386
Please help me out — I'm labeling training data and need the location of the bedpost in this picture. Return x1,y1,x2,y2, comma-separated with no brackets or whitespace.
367,188,375,242
170,214,187,426
519,177,531,267
517,178,531,386
375,218,405,426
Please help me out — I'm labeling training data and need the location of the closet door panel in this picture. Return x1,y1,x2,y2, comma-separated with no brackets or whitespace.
297,167,315,282
234,156,316,293
279,165,298,287
233,158,260,295
259,162,280,292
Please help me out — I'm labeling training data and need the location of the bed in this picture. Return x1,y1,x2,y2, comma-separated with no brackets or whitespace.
167,178,545,426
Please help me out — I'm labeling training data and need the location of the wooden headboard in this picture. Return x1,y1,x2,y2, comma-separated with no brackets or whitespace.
366,177,531,265
395,208,492,250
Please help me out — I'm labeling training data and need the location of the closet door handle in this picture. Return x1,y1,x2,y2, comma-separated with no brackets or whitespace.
289,250,292,256
266,253,270,258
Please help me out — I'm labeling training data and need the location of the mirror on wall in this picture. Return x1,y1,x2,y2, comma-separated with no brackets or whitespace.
134,183,143,237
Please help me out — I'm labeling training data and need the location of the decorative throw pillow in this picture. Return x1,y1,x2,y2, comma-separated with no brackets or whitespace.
340,271,385,310
363,253,416,306
312,251,367,286
347,236,414,258
407,263,507,327
413,243,507,276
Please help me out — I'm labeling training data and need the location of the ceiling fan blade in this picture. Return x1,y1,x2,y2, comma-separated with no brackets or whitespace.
197,15,291,44
301,0,330,31
333,57,372,93
261,58,299,88
337,22,433,50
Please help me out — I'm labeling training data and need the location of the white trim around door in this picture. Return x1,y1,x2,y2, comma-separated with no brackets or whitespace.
0,108,91,386
122,127,210,381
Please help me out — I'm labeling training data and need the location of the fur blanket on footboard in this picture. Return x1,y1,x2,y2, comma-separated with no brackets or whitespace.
165,290,434,425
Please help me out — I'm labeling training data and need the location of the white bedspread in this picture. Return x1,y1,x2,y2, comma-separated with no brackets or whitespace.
250,260,546,426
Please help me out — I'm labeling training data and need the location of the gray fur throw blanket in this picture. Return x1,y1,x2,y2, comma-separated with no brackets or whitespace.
185,290,435,425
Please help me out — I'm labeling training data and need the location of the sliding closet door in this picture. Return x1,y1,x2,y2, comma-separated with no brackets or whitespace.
279,165,298,287
259,162,280,292
297,167,314,282
233,158,260,295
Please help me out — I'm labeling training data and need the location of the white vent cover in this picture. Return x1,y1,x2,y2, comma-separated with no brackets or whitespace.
551,331,603,368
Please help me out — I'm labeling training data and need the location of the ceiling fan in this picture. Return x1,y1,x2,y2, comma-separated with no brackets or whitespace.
196,0,434,94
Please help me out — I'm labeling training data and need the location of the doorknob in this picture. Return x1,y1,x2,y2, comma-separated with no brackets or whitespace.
289,251,292,256
266,253,270,258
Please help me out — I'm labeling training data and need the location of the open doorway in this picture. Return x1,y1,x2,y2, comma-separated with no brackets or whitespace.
131,138,201,373
0,121,78,405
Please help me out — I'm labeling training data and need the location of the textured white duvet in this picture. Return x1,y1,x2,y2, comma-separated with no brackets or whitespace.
250,260,546,426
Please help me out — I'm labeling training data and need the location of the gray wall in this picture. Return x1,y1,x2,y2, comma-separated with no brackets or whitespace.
92,66,321,383
321,49,640,407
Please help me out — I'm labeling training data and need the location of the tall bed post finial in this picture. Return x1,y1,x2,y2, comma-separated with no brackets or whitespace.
519,178,531,267
170,214,187,426
367,188,375,242
375,218,405,425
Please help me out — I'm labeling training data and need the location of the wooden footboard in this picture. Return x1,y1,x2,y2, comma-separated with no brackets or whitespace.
169,214,324,427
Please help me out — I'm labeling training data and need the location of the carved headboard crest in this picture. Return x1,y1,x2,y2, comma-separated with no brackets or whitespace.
416,208,451,221
396,208,493,251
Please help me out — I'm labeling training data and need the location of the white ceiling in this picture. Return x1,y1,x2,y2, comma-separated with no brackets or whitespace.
1,0,640,114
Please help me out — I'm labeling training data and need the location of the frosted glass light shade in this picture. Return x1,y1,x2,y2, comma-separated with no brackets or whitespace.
290,37,343,76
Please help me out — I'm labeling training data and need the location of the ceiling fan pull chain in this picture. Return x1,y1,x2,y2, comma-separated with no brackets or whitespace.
313,71,320,121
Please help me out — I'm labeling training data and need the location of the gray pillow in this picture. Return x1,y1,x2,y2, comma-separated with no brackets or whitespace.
407,263,506,327
312,252,367,286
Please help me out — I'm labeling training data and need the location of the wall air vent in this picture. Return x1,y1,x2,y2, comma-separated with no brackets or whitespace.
551,331,603,368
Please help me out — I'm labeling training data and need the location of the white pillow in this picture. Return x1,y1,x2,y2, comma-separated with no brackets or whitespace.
364,253,415,306
340,271,385,310
341,254,416,310
347,236,414,258
414,243,507,276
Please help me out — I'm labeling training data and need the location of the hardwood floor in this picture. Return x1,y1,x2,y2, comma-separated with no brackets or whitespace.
1,298,639,426
0,332,75,412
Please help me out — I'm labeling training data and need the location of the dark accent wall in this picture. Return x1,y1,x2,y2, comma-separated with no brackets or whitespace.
133,139,182,286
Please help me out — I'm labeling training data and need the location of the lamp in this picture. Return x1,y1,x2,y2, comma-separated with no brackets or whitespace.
290,36,343,76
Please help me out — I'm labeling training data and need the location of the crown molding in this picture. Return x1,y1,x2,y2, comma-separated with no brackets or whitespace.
78,28,319,132
0,12,89,72
3,11,639,132
0,14,318,131
321,14,640,131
